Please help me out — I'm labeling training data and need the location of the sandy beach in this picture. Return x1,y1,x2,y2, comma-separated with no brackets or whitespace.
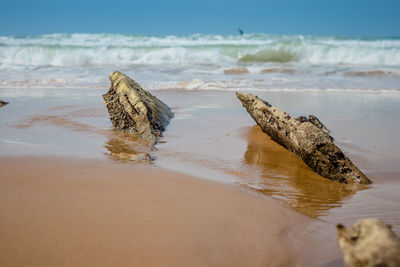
1,85,400,266
0,156,312,267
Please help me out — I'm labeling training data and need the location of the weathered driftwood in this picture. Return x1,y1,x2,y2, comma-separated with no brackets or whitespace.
336,218,400,267
103,71,173,142
236,92,371,184
0,100,8,108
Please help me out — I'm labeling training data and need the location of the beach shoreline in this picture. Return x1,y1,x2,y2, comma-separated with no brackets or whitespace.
0,87,399,266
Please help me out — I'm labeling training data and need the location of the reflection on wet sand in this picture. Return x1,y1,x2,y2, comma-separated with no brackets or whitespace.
16,115,99,132
11,105,368,217
243,126,366,218
104,132,153,162
14,105,154,162
15,106,107,133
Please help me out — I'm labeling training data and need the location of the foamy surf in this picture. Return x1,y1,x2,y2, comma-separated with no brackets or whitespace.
0,33,399,92
1,33,400,67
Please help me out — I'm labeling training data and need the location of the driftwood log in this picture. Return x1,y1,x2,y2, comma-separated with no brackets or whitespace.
236,92,371,184
103,71,173,142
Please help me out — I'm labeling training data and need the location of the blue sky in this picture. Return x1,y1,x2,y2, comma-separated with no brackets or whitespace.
0,0,399,37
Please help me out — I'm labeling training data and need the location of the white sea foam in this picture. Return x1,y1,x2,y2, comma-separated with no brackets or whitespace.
149,79,400,94
0,33,399,92
1,33,400,67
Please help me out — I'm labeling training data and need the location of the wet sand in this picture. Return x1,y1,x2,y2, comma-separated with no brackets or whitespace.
0,156,310,267
241,125,363,218
224,67,249,75
1,88,400,266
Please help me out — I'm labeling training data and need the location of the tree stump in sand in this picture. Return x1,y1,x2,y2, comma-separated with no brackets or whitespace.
236,92,371,184
103,71,173,142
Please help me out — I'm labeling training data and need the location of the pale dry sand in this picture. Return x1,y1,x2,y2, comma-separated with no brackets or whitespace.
0,156,311,267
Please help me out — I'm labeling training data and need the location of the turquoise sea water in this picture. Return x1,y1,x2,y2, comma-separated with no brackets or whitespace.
0,33,399,92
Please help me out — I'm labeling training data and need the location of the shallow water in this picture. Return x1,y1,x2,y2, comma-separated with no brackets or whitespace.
242,126,362,218
1,88,399,219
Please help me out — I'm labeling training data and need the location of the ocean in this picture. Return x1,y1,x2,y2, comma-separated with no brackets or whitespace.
0,33,399,93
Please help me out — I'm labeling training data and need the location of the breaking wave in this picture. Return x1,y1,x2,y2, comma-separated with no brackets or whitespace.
0,33,400,67
239,48,298,63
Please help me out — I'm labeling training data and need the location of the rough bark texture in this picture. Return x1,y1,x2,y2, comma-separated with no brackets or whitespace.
0,100,8,108
337,218,400,267
103,71,173,141
236,92,371,184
